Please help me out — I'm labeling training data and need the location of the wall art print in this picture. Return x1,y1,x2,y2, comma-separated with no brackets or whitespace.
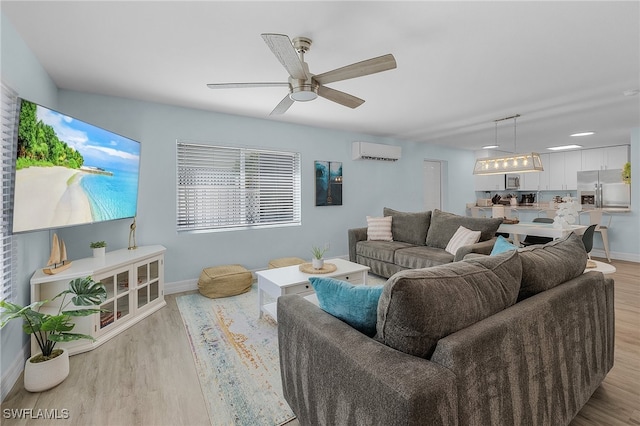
315,161,343,206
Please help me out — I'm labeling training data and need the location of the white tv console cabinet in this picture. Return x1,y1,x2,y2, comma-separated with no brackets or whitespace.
30,245,166,356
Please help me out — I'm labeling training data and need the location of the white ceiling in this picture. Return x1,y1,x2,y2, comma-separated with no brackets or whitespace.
3,1,639,153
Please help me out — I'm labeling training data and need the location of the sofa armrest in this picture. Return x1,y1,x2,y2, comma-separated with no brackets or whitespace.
453,237,497,262
348,227,368,262
278,295,458,426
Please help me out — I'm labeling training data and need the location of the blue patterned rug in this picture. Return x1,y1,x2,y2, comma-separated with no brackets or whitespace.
176,286,295,426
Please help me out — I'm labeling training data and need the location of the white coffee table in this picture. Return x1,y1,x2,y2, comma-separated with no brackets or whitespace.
256,258,370,321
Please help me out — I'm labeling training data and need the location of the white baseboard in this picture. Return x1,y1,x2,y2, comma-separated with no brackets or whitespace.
165,278,198,295
1,342,29,402
591,248,640,263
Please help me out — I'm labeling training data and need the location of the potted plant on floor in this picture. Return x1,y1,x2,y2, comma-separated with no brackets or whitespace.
311,245,328,270
90,241,107,257
0,276,107,392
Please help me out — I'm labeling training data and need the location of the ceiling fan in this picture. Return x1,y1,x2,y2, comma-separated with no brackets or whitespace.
207,33,397,115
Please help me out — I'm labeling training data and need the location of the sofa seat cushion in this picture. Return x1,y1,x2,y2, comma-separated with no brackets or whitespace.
383,207,431,246
517,232,587,301
394,246,454,269
376,250,522,359
426,209,503,249
356,240,414,264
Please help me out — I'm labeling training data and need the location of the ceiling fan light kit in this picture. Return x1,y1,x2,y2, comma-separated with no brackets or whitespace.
473,114,544,175
207,33,397,115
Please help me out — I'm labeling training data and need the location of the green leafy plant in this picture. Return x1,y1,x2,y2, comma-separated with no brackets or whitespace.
89,241,107,249
622,162,631,184
311,245,328,260
0,276,107,361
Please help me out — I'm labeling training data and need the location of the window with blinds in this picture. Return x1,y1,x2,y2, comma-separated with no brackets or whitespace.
177,142,301,232
1,83,18,302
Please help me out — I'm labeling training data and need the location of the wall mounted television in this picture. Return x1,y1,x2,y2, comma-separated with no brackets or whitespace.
12,99,141,234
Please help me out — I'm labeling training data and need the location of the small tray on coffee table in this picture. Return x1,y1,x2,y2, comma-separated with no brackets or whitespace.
298,263,337,274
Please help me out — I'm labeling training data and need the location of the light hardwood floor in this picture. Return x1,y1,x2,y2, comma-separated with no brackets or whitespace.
1,258,638,426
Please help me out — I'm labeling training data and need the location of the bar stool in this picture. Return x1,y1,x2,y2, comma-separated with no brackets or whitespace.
579,210,611,262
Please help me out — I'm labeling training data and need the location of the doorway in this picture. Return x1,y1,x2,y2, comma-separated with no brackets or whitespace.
423,160,443,211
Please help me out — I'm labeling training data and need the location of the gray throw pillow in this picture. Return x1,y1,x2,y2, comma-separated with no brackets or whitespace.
375,250,522,359
383,207,431,246
517,232,587,301
425,209,503,249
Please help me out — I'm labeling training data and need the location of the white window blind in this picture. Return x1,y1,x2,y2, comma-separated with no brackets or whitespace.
177,142,301,232
1,82,18,302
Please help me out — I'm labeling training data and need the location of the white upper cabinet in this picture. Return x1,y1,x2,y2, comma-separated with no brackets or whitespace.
547,151,580,191
520,153,550,190
581,145,630,171
474,173,505,191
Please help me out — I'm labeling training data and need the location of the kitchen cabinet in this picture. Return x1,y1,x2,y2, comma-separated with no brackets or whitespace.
474,174,505,191
581,145,629,171
548,150,581,190
520,153,550,191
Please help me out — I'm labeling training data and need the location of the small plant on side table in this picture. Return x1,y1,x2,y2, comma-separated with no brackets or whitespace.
90,241,107,257
311,245,328,270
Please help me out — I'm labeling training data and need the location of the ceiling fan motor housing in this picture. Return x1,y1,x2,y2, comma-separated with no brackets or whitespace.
288,61,318,102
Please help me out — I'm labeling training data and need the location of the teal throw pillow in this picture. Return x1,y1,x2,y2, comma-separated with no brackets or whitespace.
309,277,384,337
490,235,517,256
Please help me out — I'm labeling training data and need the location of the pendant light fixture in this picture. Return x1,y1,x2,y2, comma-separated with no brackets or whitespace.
473,114,544,175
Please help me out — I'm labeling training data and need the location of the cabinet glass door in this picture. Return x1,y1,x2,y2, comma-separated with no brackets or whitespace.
97,267,132,332
135,257,162,311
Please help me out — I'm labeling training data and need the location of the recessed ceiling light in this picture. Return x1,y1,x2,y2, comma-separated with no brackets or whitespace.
547,144,583,151
570,132,595,137
482,145,499,149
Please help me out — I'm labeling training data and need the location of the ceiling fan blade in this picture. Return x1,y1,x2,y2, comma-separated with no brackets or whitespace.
261,33,308,80
317,85,364,109
314,54,397,85
270,94,295,115
207,82,289,89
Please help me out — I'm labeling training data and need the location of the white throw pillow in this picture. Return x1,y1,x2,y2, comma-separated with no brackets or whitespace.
445,226,481,255
367,216,393,241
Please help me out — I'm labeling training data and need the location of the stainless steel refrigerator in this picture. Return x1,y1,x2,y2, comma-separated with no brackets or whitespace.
577,169,631,208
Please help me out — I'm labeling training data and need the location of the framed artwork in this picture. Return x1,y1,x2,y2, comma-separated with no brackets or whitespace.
315,161,343,206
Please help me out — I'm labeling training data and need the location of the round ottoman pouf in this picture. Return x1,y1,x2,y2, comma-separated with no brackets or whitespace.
198,264,253,299
268,257,306,269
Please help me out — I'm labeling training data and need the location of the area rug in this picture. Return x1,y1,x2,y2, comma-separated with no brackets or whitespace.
176,286,295,426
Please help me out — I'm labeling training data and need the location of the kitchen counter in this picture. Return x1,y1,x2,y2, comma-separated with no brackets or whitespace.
467,205,631,213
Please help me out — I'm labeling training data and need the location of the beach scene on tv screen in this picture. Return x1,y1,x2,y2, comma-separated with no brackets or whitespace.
13,100,140,233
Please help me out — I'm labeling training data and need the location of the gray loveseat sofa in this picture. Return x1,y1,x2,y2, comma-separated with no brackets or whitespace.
278,233,614,425
348,208,503,278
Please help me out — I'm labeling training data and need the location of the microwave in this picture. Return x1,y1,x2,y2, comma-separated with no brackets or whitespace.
505,174,520,189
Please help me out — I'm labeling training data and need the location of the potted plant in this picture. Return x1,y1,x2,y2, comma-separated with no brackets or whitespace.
622,162,631,184
90,241,107,257
311,245,328,270
0,276,107,392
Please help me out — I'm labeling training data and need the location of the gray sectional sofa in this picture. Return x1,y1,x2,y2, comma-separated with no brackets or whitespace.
348,208,503,278
278,233,614,425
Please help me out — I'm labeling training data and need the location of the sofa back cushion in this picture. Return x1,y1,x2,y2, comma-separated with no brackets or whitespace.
517,232,587,301
425,209,503,249
383,207,431,246
375,250,522,359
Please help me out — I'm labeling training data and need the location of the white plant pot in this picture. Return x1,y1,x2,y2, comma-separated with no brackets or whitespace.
312,258,324,270
93,247,105,258
24,348,70,392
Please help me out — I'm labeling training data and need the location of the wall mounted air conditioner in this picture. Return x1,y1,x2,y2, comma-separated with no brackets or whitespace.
352,142,401,161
